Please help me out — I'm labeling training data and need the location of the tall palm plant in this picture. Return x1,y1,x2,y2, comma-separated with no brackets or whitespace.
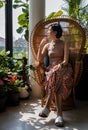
62,0,88,23
62,0,88,53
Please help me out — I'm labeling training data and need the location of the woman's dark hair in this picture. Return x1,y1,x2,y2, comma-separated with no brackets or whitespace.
50,23,63,38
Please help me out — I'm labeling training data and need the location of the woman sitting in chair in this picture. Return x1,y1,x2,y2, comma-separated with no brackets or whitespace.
35,23,73,127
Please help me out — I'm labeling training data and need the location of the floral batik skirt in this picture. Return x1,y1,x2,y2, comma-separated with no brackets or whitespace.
45,63,73,100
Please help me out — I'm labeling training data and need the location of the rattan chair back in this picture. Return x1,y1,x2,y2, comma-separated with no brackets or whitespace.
30,17,86,110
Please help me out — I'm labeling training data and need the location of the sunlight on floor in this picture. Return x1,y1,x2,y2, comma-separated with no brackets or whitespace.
0,98,88,130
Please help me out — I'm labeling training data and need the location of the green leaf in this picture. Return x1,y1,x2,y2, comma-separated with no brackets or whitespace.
24,29,29,41
22,8,28,14
16,27,24,34
14,0,22,3
52,10,63,18
13,4,27,9
29,65,35,71
0,1,3,8
46,12,55,20
18,14,28,26
46,10,63,20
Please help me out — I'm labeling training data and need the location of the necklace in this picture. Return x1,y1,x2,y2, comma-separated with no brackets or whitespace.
49,41,56,50
51,40,58,46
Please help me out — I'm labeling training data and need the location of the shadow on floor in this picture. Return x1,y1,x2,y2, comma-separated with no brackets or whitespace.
0,98,88,130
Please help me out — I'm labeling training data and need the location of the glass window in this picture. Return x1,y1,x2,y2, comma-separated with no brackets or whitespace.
0,5,5,51
12,0,29,59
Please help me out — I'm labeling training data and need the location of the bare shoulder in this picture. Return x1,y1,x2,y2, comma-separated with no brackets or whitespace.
60,40,70,47
58,40,65,48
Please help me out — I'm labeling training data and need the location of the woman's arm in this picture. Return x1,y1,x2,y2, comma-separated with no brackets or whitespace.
37,38,49,64
37,44,48,63
60,42,69,67
55,42,69,69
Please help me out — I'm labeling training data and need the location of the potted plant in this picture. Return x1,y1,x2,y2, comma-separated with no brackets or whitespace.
6,74,22,106
0,70,8,112
18,57,35,99
0,50,35,103
0,50,21,106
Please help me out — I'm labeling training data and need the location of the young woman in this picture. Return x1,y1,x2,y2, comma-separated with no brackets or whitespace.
35,23,73,127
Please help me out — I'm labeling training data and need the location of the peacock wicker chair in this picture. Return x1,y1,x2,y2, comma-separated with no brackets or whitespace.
30,16,86,111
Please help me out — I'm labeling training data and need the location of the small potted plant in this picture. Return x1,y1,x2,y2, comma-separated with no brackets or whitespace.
6,74,22,106
18,57,35,99
0,71,7,112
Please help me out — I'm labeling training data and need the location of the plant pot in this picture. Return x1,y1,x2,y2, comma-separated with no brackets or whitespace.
0,96,7,112
20,87,29,99
7,91,20,106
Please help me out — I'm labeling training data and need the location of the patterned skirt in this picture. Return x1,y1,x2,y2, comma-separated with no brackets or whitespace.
44,63,73,100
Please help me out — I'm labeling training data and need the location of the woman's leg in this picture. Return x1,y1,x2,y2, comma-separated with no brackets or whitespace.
39,92,52,117
55,92,63,116
55,92,64,127
45,92,52,110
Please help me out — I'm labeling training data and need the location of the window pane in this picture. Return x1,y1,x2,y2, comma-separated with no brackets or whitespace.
0,5,5,51
12,0,29,59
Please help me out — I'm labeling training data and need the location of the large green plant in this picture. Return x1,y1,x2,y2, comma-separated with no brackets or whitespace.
62,0,88,19
13,0,63,41
62,0,88,53
13,0,29,41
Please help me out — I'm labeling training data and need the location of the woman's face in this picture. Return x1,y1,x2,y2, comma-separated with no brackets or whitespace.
47,26,56,39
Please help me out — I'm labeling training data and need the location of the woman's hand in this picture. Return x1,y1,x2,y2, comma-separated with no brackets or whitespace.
39,37,48,48
53,64,62,71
